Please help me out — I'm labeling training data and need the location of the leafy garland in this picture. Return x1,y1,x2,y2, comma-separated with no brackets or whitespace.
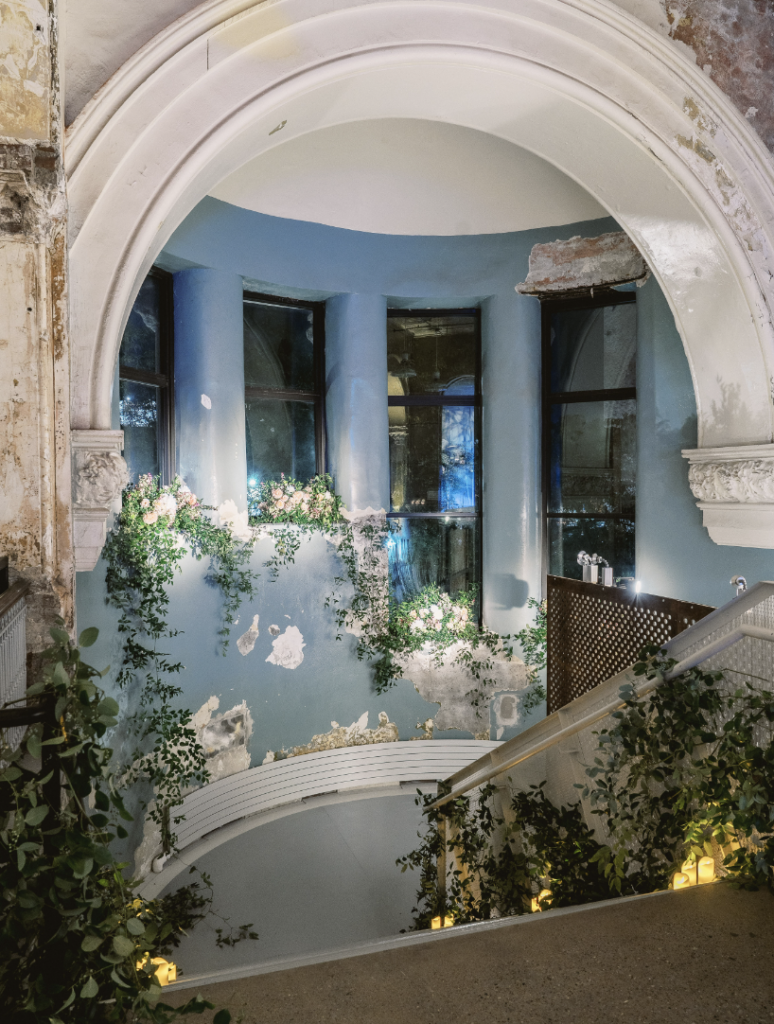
103,475,258,849
399,645,774,928
0,625,237,1023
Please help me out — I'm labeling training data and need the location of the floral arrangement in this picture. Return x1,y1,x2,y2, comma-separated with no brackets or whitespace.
247,472,345,527
389,584,478,651
127,473,203,530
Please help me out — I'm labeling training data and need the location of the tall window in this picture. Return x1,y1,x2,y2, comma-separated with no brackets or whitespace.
387,309,481,606
542,292,637,580
118,268,174,483
243,293,325,486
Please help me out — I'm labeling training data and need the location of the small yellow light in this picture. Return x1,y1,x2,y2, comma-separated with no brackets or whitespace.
531,888,552,912
430,915,455,930
137,956,177,986
672,871,690,890
681,859,698,886
698,856,715,885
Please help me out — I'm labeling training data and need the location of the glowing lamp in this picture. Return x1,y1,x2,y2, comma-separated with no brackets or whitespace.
530,888,552,912
138,957,177,986
430,916,454,930
698,856,715,884
672,872,690,890
681,859,698,886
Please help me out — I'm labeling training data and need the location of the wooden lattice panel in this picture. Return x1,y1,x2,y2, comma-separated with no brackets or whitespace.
546,576,714,713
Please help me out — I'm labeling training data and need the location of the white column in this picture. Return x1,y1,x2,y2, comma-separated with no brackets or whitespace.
174,268,246,508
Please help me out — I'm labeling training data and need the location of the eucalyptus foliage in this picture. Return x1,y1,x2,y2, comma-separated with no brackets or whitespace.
400,646,774,927
0,625,230,1024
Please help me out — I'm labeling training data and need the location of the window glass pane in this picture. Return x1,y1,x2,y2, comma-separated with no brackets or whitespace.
549,303,636,393
548,399,635,515
548,517,635,580
245,398,316,484
388,518,479,606
119,276,161,373
119,379,159,481
244,301,315,391
389,405,477,513
388,315,476,396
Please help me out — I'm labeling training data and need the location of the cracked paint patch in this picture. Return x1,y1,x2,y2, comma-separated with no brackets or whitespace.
236,613,260,655
402,644,529,738
492,692,521,741
266,624,305,669
263,710,399,762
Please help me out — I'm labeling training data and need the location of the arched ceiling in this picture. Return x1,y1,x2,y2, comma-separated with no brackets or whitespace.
208,118,606,235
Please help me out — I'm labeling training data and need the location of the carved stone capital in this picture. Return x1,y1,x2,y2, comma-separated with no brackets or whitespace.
71,430,129,570
682,445,774,548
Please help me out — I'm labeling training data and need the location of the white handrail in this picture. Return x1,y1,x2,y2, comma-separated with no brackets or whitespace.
428,592,774,811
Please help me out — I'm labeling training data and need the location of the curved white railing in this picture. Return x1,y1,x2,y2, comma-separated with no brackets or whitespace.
165,739,500,859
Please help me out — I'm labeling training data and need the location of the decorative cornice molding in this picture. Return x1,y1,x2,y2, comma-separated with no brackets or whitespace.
682,446,774,548
71,429,128,571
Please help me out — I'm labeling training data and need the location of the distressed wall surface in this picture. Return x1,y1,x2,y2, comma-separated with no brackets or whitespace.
665,0,774,154
62,0,774,164
0,0,72,653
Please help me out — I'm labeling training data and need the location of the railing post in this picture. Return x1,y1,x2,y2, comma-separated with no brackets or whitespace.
437,815,447,928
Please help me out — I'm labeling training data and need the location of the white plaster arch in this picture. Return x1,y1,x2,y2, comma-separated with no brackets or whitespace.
66,0,774,461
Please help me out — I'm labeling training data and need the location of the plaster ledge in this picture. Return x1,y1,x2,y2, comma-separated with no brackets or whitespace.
682,445,774,548
71,429,128,571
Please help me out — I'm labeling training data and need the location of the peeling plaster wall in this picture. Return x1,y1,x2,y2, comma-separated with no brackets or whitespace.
76,197,774,793
1,0,73,655
77,203,623,768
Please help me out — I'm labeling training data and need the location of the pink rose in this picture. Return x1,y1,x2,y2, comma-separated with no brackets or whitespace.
140,498,150,508
143,511,159,524
272,488,283,499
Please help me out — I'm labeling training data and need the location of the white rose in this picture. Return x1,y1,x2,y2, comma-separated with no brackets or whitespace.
154,492,178,519
143,511,159,524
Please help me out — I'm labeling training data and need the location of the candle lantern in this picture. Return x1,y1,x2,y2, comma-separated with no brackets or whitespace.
698,856,715,884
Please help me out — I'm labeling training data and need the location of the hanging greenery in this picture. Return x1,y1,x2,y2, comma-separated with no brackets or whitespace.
103,475,259,849
102,470,544,852
399,646,774,928
0,625,237,1024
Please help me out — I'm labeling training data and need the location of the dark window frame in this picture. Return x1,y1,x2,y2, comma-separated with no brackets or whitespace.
118,266,175,484
243,290,327,477
386,307,483,610
541,289,637,589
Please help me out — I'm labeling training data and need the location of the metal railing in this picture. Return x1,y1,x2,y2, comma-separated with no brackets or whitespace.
425,580,774,929
429,581,774,811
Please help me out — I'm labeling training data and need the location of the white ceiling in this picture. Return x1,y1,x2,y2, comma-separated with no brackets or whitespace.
208,119,608,236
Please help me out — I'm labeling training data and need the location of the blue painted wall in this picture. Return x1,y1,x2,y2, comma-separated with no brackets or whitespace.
79,198,774,791
635,276,774,607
